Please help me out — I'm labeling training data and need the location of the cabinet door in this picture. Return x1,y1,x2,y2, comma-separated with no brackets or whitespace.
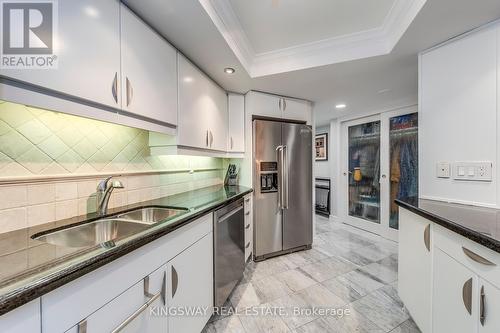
478,279,500,333
168,233,213,333
1,0,121,109
433,249,478,333
0,299,40,333
120,4,177,126
228,93,245,152
398,209,432,333
178,55,212,150
282,98,311,123
245,91,282,119
207,81,228,151
244,195,253,261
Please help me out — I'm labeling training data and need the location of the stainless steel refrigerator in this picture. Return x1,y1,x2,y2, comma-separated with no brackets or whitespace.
253,119,313,260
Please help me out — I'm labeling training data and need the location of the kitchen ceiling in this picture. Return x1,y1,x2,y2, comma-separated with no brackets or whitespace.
124,0,500,125
200,0,426,77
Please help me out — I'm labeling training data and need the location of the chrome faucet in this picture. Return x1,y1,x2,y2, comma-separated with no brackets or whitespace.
96,176,124,216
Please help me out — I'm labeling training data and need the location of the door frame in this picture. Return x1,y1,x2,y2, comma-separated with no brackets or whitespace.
340,108,418,241
340,114,383,236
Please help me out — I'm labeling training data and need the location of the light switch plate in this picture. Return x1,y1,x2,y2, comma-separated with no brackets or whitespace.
436,162,450,178
453,162,492,181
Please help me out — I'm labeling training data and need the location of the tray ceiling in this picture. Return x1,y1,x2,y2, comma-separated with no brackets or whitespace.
200,0,427,77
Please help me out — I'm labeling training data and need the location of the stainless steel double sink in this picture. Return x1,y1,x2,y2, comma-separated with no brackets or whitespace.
33,207,188,248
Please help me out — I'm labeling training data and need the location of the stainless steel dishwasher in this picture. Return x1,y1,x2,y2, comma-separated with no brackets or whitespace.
214,198,245,307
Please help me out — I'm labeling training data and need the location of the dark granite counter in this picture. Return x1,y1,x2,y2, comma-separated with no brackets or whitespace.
396,198,500,254
0,185,252,316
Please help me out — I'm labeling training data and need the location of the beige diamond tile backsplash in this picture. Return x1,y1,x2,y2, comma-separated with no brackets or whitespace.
0,100,226,233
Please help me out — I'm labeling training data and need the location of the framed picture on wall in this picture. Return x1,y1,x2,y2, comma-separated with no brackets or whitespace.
315,133,328,161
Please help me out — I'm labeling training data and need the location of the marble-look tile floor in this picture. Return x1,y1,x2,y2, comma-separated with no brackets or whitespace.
203,216,421,333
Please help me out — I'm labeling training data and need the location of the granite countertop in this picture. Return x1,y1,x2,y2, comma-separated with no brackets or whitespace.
396,198,500,253
0,185,252,316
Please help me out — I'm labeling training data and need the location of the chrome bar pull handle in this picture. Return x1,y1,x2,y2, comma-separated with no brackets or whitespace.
206,130,209,147
111,291,161,333
171,265,178,299
143,276,154,298
282,145,289,209
424,224,430,252
276,145,283,209
126,77,133,107
77,320,87,333
111,72,118,103
462,277,473,315
278,98,282,111
210,130,214,147
480,285,486,326
462,247,496,266
283,99,287,111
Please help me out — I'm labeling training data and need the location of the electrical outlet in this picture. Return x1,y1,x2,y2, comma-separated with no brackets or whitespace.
436,162,450,178
453,162,492,181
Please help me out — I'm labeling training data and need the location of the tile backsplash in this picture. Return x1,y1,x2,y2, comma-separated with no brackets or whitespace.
0,100,226,233
0,100,221,176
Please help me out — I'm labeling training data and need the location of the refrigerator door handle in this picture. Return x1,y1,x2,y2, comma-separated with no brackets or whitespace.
282,145,289,209
276,145,284,209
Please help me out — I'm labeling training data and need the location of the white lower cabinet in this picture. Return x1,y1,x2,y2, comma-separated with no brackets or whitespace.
433,249,477,333
244,194,253,261
0,299,41,333
399,206,500,333
478,279,500,332
36,213,213,333
398,209,432,333
167,233,213,333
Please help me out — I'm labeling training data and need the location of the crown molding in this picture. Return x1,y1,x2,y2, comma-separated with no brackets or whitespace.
199,0,427,77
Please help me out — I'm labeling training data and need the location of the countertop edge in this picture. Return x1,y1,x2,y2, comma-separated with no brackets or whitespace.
0,188,252,316
395,199,500,254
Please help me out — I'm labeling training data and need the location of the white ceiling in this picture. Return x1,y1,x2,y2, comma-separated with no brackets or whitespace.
199,0,427,77
228,0,396,53
123,0,500,126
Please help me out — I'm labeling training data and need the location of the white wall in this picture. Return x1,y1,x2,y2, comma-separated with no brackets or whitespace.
314,125,330,178
419,22,499,207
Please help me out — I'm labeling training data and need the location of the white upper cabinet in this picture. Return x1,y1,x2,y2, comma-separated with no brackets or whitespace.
282,97,311,123
207,79,228,151
177,54,227,151
228,93,245,152
245,91,282,119
0,0,122,108
120,4,177,126
245,91,311,124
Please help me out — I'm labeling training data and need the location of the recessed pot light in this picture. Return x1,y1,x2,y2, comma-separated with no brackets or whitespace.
224,67,235,74
335,104,347,109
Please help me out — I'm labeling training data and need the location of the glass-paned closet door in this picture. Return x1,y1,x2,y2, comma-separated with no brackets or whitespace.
389,113,418,229
348,121,381,224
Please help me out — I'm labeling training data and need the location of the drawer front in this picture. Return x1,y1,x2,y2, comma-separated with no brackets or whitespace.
43,213,212,332
244,194,252,214
68,265,166,333
434,224,500,289
244,202,253,261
